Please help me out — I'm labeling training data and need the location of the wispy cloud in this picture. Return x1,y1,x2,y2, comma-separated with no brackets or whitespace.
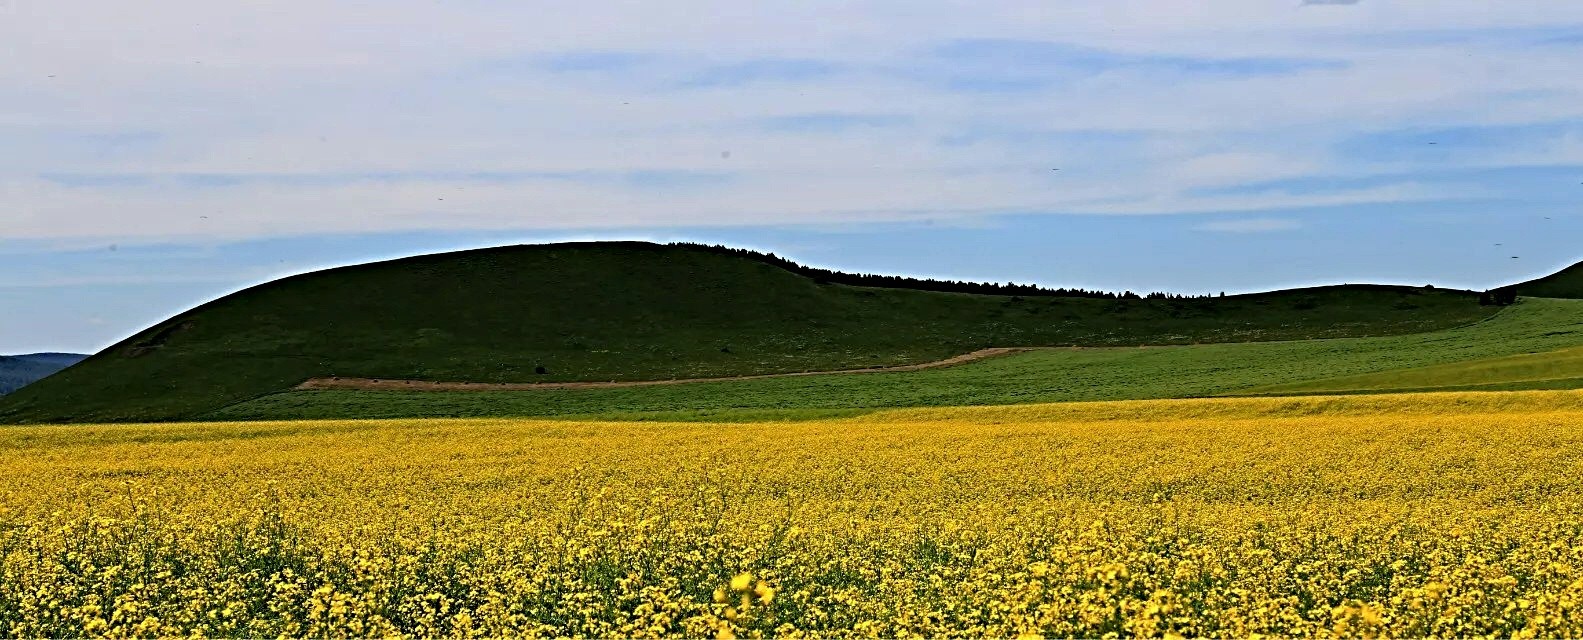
537,51,650,73
1539,32,1583,45
1327,25,1583,49
674,58,841,88
1195,218,1303,233
6,1,1583,244
1338,122,1583,163
38,170,736,191
36,173,156,188
922,39,1346,93
756,113,912,133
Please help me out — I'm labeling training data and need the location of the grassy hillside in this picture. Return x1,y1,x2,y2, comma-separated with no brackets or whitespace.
0,242,1496,424
1237,344,1583,396
210,298,1583,422
0,354,86,395
1514,260,1583,298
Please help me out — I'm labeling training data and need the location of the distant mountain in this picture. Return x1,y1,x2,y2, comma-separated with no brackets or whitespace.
0,353,88,395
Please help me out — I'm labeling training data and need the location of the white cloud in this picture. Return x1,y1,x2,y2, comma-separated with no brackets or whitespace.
4,1,1583,242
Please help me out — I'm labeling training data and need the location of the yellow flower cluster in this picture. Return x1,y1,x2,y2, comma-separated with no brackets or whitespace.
3,391,1583,637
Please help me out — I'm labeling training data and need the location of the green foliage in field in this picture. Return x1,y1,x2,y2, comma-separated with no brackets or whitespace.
1239,345,1583,396
0,242,1496,424
210,298,1583,422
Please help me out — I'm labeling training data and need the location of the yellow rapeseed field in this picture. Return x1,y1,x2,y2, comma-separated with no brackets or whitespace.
4,391,1583,637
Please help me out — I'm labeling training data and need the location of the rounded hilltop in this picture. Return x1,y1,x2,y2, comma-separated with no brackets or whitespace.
0,241,1514,424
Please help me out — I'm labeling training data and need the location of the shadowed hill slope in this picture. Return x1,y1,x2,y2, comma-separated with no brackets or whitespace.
1514,260,1583,299
0,241,1495,424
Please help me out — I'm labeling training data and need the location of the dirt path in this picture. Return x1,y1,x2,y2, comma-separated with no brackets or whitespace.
295,347,1032,392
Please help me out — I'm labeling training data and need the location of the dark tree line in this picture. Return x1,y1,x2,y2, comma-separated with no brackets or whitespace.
672,243,1213,300
1479,287,1519,306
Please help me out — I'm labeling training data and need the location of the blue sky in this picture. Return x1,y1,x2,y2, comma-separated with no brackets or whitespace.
3,1,1583,353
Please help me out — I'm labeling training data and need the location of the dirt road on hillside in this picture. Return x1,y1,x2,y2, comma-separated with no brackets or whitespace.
294,347,1031,392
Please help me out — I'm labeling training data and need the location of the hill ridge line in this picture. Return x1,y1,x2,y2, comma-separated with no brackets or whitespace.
296,347,1035,392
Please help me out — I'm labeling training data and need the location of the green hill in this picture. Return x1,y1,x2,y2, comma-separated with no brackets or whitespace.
1514,260,1583,298
0,241,1497,424
211,298,1583,422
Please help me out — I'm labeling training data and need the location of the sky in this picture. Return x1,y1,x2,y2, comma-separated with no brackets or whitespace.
3,1,1583,354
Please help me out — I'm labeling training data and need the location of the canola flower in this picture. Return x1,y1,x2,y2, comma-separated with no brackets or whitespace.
2,391,1583,636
